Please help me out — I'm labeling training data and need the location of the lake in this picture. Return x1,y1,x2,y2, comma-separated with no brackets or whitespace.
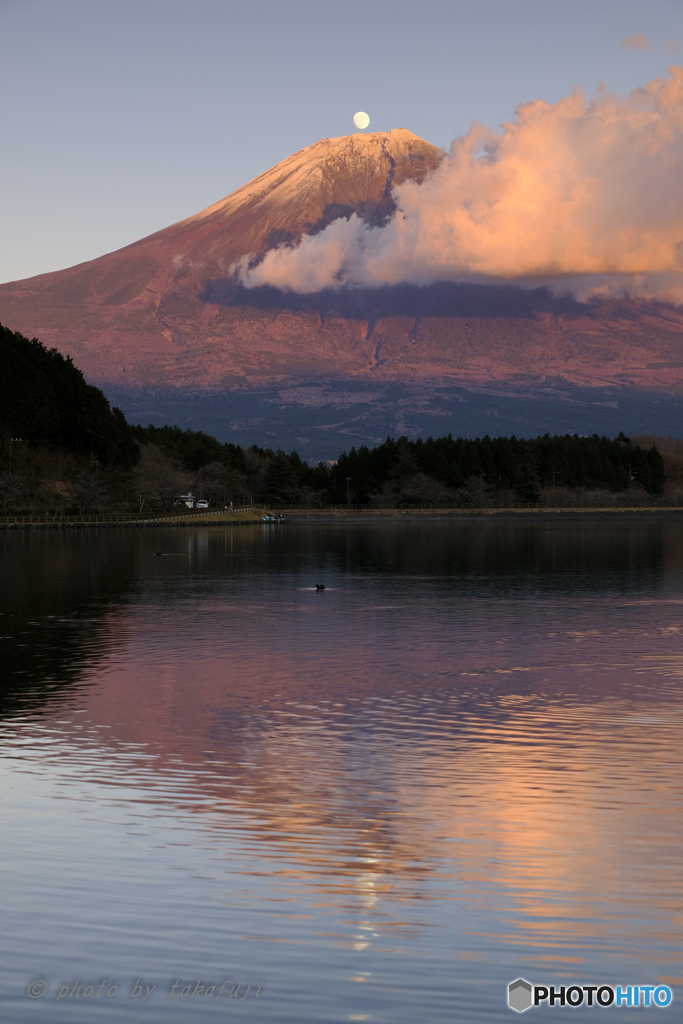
2,520,682,1022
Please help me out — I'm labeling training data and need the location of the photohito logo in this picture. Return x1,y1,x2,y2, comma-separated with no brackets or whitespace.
507,979,673,1012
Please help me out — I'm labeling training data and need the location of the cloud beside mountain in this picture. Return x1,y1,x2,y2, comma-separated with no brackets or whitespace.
237,67,683,304
622,34,649,51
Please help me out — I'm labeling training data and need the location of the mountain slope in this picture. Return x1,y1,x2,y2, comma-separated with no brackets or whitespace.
1,129,683,454
0,130,443,386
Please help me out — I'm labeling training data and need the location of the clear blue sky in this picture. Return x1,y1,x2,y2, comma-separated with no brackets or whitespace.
0,0,680,283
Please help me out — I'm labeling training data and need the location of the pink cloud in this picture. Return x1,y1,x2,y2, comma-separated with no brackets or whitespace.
622,34,649,50
237,67,683,304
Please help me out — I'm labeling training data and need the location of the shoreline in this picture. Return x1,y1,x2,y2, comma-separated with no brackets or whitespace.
2,506,683,529
279,507,683,523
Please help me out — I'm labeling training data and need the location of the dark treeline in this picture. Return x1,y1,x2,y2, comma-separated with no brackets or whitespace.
131,423,246,474
0,323,140,513
130,424,330,508
329,433,666,505
130,422,666,506
0,322,670,513
0,323,138,468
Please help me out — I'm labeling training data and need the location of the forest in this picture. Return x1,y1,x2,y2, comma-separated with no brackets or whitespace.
0,323,138,513
0,322,673,514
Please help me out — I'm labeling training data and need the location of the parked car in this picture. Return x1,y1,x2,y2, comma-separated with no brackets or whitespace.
173,493,196,508
196,499,209,509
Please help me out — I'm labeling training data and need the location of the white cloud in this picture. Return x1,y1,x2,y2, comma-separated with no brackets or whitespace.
236,68,683,304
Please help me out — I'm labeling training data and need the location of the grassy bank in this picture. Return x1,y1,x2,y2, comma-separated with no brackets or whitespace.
273,506,683,521
0,507,268,529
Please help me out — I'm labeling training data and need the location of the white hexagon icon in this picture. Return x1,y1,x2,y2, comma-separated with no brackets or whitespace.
508,978,533,1013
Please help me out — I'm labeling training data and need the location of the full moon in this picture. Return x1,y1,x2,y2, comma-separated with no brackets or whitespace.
353,111,370,130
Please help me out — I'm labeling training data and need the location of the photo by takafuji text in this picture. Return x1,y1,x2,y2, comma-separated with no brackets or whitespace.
26,978,264,1001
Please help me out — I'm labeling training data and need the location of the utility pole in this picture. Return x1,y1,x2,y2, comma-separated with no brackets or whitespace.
8,437,23,476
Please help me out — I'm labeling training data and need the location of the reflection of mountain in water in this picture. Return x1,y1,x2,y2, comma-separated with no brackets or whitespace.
1,521,678,722
5,523,683,942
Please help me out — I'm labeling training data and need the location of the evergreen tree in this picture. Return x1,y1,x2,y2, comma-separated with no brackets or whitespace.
0,321,139,468
262,450,300,504
515,449,541,503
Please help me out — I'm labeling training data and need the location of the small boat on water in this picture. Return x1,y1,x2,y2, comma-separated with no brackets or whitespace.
262,514,286,523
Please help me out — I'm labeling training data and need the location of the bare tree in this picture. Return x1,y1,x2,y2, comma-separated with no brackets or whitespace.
0,472,24,514
73,470,108,513
134,444,191,511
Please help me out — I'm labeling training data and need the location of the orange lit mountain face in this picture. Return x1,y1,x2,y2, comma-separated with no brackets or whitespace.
0,131,444,388
1,129,683,450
